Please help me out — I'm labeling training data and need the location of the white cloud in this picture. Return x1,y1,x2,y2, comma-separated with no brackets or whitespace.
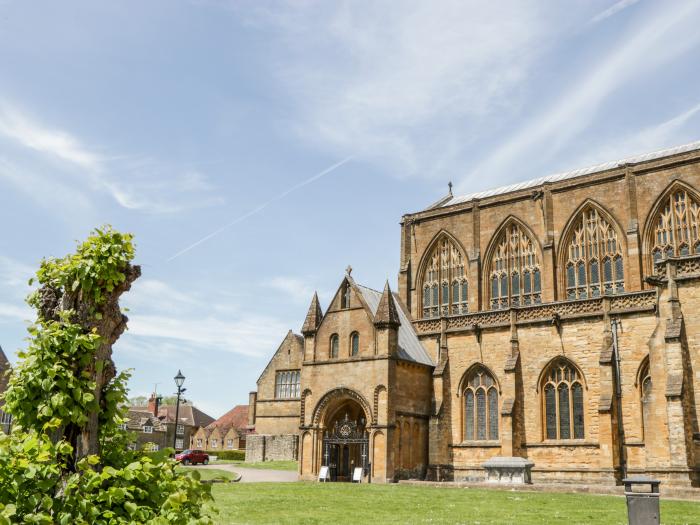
0,302,31,321
0,255,35,288
0,102,222,214
590,0,640,24
122,279,290,358
266,277,316,302
255,1,575,178
457,0,700,192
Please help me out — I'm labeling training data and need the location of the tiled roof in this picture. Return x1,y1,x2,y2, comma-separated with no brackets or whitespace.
126,409,166,432
435,140,700,209
355,284,434,366
158,404,215,428
205,405,249,436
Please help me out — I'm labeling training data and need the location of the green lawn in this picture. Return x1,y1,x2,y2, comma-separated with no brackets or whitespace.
214,460,298,471
177,466,237,481
208,482,700,525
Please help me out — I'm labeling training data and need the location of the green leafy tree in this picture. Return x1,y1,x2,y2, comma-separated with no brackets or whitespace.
0,226,213,524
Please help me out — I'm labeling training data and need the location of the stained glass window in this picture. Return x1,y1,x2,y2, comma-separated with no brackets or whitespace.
490,223,541,309
351,332,359,356
542,359,585,440
463,366,498,441
565,208,624,299
421,237,468,318
651,188,700,264
465,391,474,440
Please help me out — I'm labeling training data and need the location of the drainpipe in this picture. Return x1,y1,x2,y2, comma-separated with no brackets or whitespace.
611,318,627,481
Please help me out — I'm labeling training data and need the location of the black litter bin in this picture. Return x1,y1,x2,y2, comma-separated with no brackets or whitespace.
623,477,661,525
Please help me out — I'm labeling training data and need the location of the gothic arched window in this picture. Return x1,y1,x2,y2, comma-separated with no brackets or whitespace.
651,188,700,263
565,208,624,300
489,223,541,309
421,236,468,318
330,334,339,359
463,367,498,441
542,359,584,440
350,332,359,356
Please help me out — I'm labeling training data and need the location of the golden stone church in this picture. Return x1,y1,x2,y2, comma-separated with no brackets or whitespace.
246,142,700,488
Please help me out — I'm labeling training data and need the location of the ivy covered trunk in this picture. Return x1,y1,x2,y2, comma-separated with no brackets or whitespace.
0,227,213,523
36,264,141,463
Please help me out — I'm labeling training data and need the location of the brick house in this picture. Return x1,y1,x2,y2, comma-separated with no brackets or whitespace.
190,405,250,451
249,142,700,488
126,393,214,452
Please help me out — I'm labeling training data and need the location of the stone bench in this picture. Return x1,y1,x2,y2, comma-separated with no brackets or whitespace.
482,456,534,484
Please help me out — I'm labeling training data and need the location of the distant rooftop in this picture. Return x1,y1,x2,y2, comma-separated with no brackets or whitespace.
431,140,700,210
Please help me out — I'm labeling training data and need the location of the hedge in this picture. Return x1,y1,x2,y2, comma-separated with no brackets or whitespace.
206,449,245,461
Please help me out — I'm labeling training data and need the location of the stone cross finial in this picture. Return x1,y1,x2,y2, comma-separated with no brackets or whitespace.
346,265,352,275
448,181,453,195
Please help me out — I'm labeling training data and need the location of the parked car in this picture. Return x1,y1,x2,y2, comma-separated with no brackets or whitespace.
175,449,209,465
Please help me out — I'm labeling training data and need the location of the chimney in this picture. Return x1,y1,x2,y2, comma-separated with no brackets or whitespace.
148,393,160,416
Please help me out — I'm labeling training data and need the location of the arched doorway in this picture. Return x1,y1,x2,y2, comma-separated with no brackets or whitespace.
315,391,370,482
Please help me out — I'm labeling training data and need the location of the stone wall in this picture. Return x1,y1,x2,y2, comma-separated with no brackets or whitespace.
245,434,299,462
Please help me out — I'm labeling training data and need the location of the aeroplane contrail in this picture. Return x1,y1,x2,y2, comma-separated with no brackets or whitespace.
166,156,354,262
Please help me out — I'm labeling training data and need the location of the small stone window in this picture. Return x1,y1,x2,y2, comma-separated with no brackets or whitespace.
350,332,359,356
275,370,300,398
330,334,339,359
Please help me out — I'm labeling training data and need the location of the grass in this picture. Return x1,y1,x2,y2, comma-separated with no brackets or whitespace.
177,466,237,481
214,460,298,471
208,482,700,525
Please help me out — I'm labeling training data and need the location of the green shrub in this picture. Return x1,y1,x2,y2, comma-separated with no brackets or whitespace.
206,450,245,461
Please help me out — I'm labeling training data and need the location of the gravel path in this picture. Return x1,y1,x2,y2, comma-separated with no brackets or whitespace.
198,463,297,483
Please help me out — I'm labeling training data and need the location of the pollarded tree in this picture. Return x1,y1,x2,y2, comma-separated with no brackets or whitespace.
0,227,213,523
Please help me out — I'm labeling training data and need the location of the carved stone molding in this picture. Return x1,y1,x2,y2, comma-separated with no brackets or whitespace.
414,291,656,335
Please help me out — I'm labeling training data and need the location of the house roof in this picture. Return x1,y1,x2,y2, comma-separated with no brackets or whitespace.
126,409,166,432
355,283,434,366
431,140,700,210
205,405,251,436
158,404,215,428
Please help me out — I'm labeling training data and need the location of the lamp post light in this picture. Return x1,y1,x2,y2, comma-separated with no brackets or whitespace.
173,370,186,451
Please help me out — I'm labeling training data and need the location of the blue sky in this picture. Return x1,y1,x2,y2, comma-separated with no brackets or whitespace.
0,0,699,418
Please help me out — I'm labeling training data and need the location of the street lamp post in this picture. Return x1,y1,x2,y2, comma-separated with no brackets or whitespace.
173,370,186,451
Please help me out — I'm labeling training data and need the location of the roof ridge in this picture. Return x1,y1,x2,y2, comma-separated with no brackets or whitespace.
441,139,700,209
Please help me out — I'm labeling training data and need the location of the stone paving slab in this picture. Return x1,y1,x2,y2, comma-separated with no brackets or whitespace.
198,463,297,483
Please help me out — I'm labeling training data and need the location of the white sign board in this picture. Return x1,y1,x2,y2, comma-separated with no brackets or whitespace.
352,467,363,483
318,466,329,482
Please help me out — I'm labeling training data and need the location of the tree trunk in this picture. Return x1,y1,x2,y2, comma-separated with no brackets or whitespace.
38,264,141,467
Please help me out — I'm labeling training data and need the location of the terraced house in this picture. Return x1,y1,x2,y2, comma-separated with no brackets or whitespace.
249,142,700,488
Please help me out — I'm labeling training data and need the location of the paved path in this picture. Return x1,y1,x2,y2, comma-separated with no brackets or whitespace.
199,463,297,483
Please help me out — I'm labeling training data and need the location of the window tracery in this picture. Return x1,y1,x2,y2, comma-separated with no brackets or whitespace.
651,188,700,262
463,367,498,441
565,208,623,300
422,236,467,318
542,359,584,440
489,223,541,309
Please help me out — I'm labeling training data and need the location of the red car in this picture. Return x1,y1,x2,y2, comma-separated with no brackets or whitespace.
175,449,209,465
